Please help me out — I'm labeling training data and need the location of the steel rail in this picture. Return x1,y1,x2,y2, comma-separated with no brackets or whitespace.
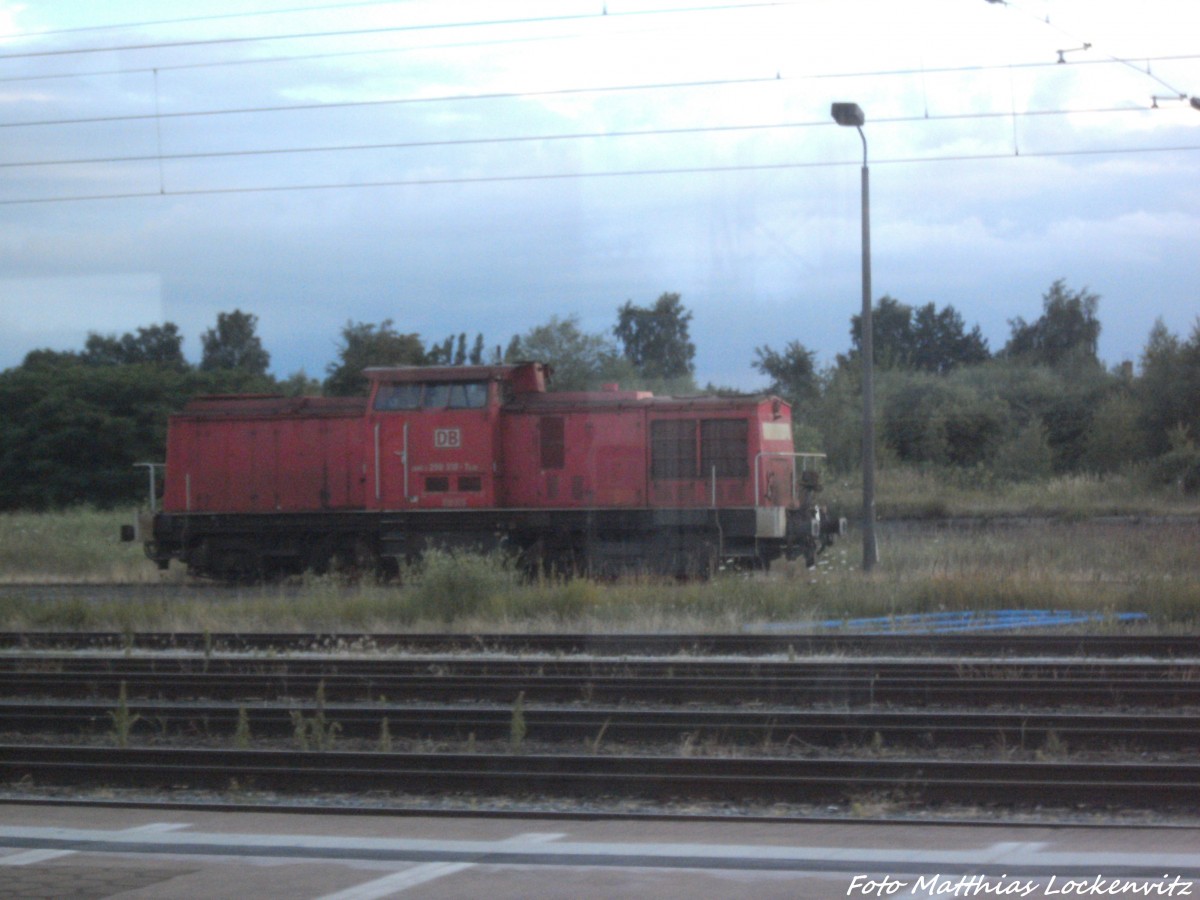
6,669,1200,707
2,744,1199,807
5,655,1197,681
3,700,1199,751
3,631,1198,658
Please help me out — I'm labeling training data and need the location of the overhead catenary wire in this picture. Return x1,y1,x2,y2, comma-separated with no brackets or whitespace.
4,53,1197,130
0,1,799,61
0,0,413,40
2,140,1197,207
0,104,1173,172
989,0,1193,101
0,2,1193,206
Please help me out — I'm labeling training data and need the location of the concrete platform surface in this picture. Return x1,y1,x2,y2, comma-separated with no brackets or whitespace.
1,804,1197,899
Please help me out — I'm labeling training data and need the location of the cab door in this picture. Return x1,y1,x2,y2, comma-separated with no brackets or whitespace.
368,380,498,510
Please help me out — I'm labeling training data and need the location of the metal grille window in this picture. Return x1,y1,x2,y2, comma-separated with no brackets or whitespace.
700,419,748,477
651,419,698,479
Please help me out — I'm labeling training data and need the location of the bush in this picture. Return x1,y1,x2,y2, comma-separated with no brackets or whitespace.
990,419,1054,483
1149,426,1200,495
882,374,1007,467
406,549,520,623
1081,391,1146,473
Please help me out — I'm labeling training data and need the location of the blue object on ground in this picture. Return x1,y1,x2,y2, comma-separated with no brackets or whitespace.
748,609,1149,634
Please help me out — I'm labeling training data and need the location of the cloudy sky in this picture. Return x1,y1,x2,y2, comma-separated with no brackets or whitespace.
0,0,1196,388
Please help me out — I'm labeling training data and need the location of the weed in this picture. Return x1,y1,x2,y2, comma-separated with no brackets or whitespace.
290,681,341,751
509,691,527,751
1036,729,1068,760
233,706,252,749
289,710,309,751
591,717,611,754
108,681,140,748
378,716,393,753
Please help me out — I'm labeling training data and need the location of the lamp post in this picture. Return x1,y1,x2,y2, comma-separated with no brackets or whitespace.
831,102,879,572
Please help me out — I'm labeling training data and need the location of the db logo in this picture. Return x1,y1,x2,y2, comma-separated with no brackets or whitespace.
434,428,462,449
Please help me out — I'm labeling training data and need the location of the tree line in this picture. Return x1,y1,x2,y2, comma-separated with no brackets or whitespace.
0,285,1197,510
755,280,1199,495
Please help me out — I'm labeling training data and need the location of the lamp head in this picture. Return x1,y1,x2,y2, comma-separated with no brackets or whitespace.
831,102,865,127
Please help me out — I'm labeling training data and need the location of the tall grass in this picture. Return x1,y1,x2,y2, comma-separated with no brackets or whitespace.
0,508,158,583
823,466,1198,520
0,497,1197,633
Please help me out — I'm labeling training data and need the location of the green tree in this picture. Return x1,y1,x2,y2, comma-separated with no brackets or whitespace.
811,364,877,473
82,323,187,371
961,358,1114,474
426,333,485,366
1003,279,1101,368
614,292,696,380
324,320,427,396
199,310,271,375
752,340,820,419
882,372,1007,467
278,369,322,397
847,297,988,373
504,315,625,391
848,295,916,369
991,418,1054,482
1081,390,1145,473
426,336,454,365
1136,318,1200,458
0,355,273,509
910,302,989,374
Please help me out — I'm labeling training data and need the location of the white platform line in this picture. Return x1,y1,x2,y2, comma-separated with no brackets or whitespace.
0,822,191,867
315,832,566,900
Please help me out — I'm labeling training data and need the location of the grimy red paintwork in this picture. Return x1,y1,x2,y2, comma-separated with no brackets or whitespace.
141,362,837,578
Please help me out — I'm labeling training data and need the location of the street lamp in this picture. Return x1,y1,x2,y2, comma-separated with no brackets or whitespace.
831,102,879,572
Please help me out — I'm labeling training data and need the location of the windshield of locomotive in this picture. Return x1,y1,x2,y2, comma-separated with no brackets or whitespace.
374,381,488,411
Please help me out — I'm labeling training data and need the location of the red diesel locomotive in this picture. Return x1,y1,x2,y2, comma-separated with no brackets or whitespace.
128,362,840,578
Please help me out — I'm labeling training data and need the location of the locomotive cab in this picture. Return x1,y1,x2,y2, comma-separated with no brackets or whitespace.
365,365,524,511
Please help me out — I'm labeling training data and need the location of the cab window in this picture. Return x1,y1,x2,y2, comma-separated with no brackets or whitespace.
374,380,489,411
374,382,422,411
424,383,452,408
448,382,488,409
424,381,488,409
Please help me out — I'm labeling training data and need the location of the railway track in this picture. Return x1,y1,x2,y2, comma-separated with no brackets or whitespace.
3,744,1199,807
2,656,1198,706
3,631,1199,815
3,699,1199,752
4,630,1199,658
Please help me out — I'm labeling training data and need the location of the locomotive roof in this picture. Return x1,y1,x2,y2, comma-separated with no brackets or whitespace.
179,395,366,418
363,364,530,383
504,391,786,413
